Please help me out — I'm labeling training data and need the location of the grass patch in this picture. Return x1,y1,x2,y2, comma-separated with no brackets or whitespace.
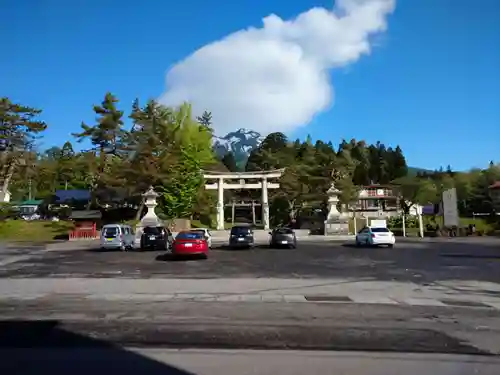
0,220,74,242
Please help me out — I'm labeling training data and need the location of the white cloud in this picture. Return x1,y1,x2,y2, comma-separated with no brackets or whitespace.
159,0,395,136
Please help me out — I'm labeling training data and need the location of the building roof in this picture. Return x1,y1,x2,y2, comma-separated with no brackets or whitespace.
362,184,394,188
70,210,102,219
55,189,91,203
20,199,44,206
489,182,500,190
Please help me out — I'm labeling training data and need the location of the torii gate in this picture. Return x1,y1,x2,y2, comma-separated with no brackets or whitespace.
203,169,285,230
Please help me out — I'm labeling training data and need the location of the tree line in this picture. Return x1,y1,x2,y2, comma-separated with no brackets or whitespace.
1,94,218,220
1,94,499,224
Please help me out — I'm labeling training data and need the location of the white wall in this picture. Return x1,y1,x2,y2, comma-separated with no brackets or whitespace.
0,190,11,203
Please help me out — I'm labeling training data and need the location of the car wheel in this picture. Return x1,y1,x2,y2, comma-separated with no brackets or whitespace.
388,244,394,248
355,239,361,247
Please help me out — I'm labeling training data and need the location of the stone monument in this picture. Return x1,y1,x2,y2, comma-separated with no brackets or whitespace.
324,169,350,235
135,186,161,245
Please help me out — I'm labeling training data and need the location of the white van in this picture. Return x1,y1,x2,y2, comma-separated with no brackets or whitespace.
100,224,135,251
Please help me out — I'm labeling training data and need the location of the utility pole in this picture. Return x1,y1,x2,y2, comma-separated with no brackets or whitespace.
28,178,32,201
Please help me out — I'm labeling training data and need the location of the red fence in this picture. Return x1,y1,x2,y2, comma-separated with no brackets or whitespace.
69,223,98,240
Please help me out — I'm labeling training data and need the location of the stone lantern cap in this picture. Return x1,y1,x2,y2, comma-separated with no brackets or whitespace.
143,186,159,198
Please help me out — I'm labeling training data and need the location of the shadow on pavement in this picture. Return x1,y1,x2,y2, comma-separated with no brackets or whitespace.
214,244,270,251
341,243,392,248
155,253,207,262
0,320,195,375
0,320,489,356
85,247,121,253
441,254,500,260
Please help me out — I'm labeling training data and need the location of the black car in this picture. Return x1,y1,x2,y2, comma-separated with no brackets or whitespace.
269,228,297,248
229,225,255,248
140,226,173,250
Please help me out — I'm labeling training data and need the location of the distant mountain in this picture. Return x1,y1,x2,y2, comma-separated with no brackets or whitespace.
212,128,263,167
212,128,429,175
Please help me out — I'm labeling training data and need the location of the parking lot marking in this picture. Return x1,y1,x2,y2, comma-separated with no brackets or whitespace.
484,301,500,310
192,294,218,301
262,295,285,302
400,298,447,307
215,294,242,302
283,295,308,303
439,299,493,308
240,294,264,302
305,295,353,303
348,295,399,305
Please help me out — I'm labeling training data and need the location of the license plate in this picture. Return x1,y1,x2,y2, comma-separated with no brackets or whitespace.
184,243,193,247
149,236,155,240
281,240,288,244
106,238,113,241
238,238,244,241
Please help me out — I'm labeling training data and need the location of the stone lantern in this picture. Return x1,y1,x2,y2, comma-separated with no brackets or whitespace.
134,186,161,245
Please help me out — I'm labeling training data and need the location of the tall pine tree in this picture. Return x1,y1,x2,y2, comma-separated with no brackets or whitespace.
196,110,213,132
73,92,126,206
391,145,408,180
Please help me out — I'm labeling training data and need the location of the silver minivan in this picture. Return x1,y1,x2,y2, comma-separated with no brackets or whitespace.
100,224,135,251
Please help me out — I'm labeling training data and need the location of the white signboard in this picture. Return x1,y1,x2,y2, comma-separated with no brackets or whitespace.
442,188,459,227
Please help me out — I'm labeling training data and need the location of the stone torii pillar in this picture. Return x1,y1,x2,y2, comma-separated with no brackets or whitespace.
217,177,224,230
261,177,270,230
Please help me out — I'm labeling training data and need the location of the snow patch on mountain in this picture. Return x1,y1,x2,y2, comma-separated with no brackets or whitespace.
212,128,263,165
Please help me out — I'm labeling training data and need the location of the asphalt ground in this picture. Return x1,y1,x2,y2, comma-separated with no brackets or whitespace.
0,240,499,284
1,239,500,358
1,298,500,355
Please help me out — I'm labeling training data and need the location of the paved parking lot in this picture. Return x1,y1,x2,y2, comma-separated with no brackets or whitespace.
1,239,500,356
1,240,499,284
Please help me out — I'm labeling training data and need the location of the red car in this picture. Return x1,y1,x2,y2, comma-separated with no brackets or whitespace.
172,231,209,258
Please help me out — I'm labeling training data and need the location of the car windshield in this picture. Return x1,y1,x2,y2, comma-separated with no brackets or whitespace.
103,227,118,236
190,230,206,235
176,232,203,240
371,227,390,233
231,227,252,235
143,227,163,235
275,228,293,234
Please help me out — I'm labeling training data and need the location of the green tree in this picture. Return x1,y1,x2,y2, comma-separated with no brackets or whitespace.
334,149,359,211
158,147,204,218
246,132,292,172
73,92,127,206
221,152,238,172
0,98,47,197
351,140,371,185
73,92,126,157
157,103,216,218
390,146,408,180
392,176,438,214
196,110,213,132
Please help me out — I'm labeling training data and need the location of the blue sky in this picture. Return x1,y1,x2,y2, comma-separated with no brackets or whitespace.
2,0,499,170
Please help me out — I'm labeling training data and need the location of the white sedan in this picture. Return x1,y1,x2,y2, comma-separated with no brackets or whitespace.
355,226,395,247
189,228,212,248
